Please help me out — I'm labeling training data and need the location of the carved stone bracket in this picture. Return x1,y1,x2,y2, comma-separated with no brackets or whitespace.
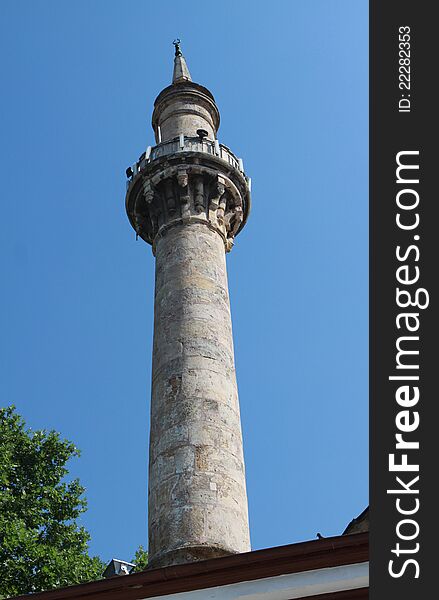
132,164,247,253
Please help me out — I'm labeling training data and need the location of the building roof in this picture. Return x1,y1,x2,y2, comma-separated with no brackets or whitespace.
10,532,368,600
343,507,369,535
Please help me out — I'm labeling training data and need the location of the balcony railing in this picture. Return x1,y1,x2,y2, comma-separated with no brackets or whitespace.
126,136,246,187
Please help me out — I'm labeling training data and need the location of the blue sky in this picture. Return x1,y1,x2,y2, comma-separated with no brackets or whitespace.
0,0,368,563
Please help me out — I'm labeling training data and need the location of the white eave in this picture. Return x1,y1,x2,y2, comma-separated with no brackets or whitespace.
141,561,369,600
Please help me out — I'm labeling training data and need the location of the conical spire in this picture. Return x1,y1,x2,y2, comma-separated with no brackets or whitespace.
172,39,192,83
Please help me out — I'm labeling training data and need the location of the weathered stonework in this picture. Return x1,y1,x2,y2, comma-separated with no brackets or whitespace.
127,155,248,254
125,45,251,569
152,81,220,143
148,223,250,568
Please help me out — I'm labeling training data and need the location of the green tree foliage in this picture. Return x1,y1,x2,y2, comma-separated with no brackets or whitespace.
0,406,105,596
131,545,148,572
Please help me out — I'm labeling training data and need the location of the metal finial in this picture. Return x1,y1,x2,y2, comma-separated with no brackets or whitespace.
173,39,182,57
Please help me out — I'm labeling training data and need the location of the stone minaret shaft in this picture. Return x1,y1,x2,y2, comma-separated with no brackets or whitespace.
125,42,251,569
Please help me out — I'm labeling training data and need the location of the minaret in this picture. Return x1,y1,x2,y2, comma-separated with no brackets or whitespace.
125,41,251,569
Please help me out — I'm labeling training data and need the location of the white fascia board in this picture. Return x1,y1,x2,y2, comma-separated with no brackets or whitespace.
141,561,369,600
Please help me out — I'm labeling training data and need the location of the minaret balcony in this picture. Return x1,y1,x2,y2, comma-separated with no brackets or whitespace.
126,136,248,190
125,135,251,251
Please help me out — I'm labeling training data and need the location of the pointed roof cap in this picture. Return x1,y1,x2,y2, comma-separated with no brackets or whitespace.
172,39,192,83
